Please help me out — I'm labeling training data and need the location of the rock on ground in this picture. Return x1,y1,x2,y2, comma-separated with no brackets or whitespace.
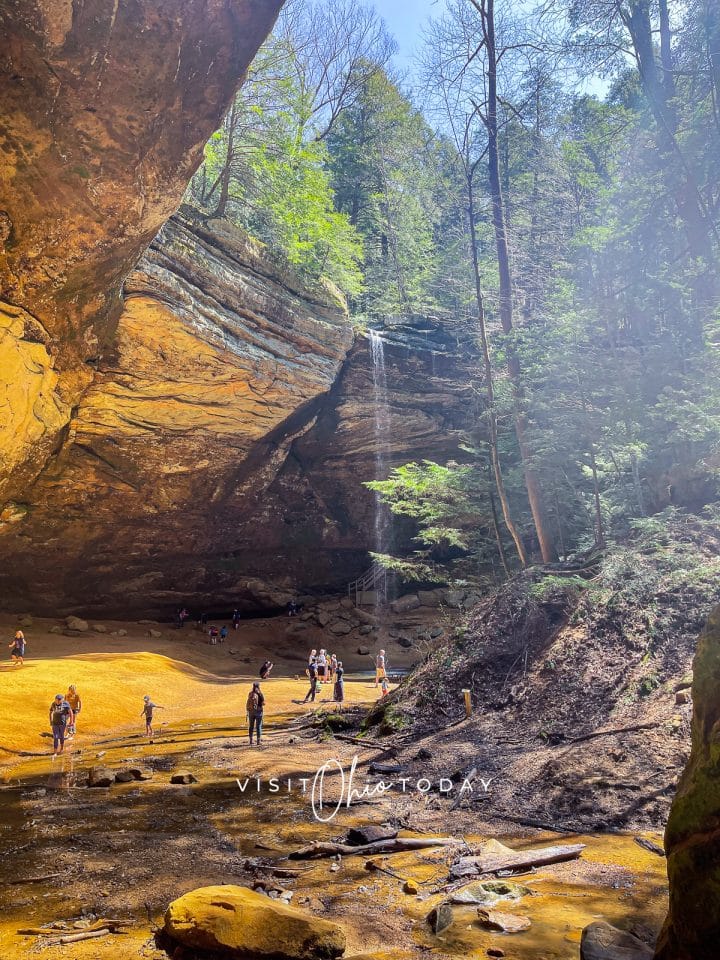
164,885,346,959
581,921,653,959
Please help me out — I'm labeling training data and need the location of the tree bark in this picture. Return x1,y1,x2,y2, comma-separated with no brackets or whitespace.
213,100,239,219
623,0,716,271
484,0,557,563
467,174,528,567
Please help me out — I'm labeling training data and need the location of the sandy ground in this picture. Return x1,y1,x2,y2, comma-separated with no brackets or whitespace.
0,613,669,960
1,613,410,760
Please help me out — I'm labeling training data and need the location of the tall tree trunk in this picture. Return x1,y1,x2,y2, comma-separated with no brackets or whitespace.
213,101,239,219
468,174,527,567
704,0,720,135
623,1,716,271
489,485,510,577
484,0,557,563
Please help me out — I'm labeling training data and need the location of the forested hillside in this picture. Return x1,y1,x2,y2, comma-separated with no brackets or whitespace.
186,0,720,583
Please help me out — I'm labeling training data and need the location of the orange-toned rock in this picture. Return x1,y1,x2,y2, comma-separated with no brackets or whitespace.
0,0,283,497
164,885,346,959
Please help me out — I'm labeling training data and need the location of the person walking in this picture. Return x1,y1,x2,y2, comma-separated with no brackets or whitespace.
49,693,74,756
65,684,81,738
141,695,164,739
259,660,273,679
374,649,386,688
303,659,318,703
232,608,241,630
246,682,265,746
9,629,25,666
333,660,345,706
329,653,338,683
219,625,228,643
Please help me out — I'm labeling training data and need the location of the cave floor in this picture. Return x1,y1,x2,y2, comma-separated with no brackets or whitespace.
0,616,668,959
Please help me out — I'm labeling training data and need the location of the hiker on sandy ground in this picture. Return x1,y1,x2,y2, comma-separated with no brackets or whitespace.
209,625,219,645
287,599,299,617
65,684,81,738
49,693,74,757
232,608,241,630
219,625,228,643
259,660,273,680
380,675,390,698
329,653,338,682
375,649,386,688
303,658,318,703
334,660,345,706
141,695,164,739
176,607,189,629
246,682,265,746
9,629,25,666
307,648,317,672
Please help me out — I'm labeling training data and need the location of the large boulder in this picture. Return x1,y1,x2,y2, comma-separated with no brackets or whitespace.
655,606,720,960
164,885,346,959
390,594,420,614
581,921,653,959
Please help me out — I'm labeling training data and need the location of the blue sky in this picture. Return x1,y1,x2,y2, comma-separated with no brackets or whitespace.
380,0,444,74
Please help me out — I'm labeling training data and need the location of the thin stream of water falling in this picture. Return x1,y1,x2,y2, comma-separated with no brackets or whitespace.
369,330,393,565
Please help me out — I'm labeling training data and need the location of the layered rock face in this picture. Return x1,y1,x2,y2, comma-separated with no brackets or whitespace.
655,606,720,960
0,0,284,496
0,212,475,615
0,213,359,614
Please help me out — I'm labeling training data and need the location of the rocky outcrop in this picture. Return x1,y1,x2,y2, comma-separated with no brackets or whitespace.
0,213,355,614
0,211,475,614
0,0,284,497
164,885,346,959
654,606,720,960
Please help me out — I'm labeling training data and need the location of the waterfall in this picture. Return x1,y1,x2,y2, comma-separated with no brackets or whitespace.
369,330,393,561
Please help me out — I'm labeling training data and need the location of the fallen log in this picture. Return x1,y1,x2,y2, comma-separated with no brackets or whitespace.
4,872,64,885
289,836,462,860
634,836,665,857
18,919,134,936
47,928,111,945
450,840,585,879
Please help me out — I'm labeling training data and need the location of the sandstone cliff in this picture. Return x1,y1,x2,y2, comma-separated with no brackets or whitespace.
0,0,284,498
0,212,475,615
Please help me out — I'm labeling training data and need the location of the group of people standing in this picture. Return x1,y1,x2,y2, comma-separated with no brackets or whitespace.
303,648,344,704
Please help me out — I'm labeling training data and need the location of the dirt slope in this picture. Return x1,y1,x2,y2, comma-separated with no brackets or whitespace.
367,509,720,832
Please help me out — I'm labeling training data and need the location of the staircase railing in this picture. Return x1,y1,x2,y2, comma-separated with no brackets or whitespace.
348,562,388,605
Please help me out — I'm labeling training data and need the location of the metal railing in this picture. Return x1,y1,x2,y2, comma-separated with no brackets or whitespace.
348,562,388,606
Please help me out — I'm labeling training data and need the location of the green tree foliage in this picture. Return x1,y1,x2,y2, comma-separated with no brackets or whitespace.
327,70,447,318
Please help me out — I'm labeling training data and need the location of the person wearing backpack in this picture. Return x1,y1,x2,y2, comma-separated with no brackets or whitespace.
49,693,74,756
246,682,265,746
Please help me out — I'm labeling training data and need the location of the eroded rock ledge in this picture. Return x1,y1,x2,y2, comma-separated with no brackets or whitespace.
0,210,475,615
0,0,284,495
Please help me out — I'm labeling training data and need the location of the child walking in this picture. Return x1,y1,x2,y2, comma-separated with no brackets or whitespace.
9,630,25,666
141,695,164,739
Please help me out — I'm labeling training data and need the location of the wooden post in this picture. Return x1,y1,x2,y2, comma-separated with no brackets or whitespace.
462,689,472,718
